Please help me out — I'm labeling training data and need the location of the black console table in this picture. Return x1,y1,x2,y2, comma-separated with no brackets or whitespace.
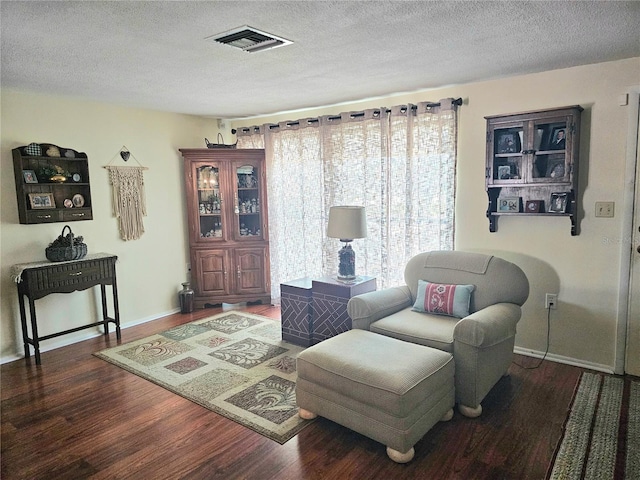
11,253,121,365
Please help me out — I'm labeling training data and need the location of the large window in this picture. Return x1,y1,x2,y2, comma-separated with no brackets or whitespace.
237,99,458,299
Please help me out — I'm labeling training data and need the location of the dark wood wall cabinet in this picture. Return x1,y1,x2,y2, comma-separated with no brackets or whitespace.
179,148,271,308
13,143,93,224
485,106,583,235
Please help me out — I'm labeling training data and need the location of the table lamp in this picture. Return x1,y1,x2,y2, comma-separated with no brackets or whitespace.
327,206,367,282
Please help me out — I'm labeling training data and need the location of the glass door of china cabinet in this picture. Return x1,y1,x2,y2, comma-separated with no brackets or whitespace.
488,122,525,185
488,114,576,186
196,164,225,240
233,161,265,241
529,116,573,184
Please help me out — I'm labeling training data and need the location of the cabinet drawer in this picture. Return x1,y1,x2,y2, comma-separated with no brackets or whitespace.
47,263,103,284
24,261,108,296
62,208,92,222
26,210,60,223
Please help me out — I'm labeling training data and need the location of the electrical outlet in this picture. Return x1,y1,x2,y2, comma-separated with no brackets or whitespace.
545,293,557,310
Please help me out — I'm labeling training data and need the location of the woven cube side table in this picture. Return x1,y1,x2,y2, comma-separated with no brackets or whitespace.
280,277,313,346
311,276,376,344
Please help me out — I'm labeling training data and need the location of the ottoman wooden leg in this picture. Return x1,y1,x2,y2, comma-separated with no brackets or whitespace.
440,408,454,422
298,408,317,420
387,446,415,463
458,403,483,418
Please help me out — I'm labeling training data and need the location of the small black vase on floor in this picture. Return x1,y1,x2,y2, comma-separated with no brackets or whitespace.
179,282,194,313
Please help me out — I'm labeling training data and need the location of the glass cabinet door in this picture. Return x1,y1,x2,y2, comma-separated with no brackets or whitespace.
530,119,569,182
490,125,525,184
234,163,263,241
196,165,224,239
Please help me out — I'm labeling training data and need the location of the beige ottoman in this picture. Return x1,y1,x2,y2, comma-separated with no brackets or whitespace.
296,329,454,463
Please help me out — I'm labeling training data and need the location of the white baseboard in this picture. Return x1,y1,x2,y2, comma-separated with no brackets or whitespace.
514,346,614,374
1,308,180,365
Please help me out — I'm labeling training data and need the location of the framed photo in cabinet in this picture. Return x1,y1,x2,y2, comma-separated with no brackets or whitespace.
547,127,566,150
496,132,521,154
23,170,38,183
545,160,565,179
497,165,511,180
498,197,521,212
28,193,55,209
549,192,569,213
525,200,543,213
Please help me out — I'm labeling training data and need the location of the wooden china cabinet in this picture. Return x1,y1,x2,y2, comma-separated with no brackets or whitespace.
179,148,270,308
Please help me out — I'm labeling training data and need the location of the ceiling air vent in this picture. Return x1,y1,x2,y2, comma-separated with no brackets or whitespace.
208,26,292,53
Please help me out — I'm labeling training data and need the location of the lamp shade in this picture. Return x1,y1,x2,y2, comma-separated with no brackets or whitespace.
327,206,367,241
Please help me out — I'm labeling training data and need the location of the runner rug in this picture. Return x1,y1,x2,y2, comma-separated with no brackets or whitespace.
547,372,639,479
94,312,313,444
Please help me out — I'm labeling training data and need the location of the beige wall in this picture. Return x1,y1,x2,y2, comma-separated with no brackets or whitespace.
232,57,640,372
2,58,638,370
0,90,219,361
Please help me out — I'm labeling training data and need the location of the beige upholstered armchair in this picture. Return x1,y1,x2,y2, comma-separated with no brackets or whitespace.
347,251,529,417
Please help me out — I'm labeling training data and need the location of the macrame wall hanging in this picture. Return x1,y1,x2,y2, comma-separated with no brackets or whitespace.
103,146,148,241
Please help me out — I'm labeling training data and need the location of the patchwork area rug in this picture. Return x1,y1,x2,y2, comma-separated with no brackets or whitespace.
548,372,639,479
94,312,313,444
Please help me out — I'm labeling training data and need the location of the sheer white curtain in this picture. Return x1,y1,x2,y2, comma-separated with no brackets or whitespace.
237,99,457,300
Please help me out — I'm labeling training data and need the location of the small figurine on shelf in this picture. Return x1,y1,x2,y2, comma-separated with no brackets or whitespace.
38,164,69,183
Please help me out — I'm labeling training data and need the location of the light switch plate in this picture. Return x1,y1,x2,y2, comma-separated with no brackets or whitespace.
595,201,615,217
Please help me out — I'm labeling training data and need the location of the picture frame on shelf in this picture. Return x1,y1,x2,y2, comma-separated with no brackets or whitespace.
496,131,521,154
497,165,511,180
22,170,38,184
72,194,85,208
545,160,565,179
549,192,569,213
498,196,521,213
547,126,566,150
525,200,543,213
28,192,55,209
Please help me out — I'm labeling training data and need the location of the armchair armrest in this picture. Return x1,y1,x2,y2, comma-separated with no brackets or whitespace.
347,286,413,330
453,303,522,348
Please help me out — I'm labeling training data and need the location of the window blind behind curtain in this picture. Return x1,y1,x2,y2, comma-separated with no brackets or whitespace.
236,98,459,300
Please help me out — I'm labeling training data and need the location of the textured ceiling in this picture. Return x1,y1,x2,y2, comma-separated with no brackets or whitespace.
1,1,639,119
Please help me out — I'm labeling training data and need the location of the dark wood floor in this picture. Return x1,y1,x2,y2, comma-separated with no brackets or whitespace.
2,304,586,480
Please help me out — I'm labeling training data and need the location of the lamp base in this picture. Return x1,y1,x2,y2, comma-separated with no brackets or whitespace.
335,276,360,285
337,243,356,281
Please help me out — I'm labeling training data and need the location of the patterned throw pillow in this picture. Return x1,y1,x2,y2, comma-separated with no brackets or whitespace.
412,280,475,318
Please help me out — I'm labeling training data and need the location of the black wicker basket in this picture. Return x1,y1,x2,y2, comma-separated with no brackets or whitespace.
45,225,87,262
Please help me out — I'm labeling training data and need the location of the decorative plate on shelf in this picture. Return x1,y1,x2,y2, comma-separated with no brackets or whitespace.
72,194,85,207
72,173,81,182
64,198,73,208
